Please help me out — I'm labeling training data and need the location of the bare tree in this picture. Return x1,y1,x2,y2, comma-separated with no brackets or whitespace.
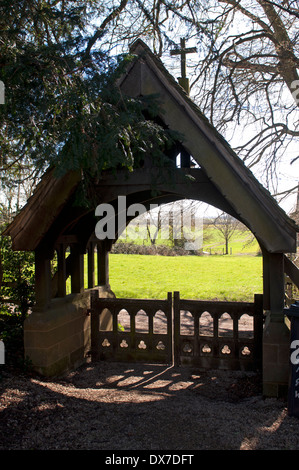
165,200,203,249
188,0,299,196
211,211,241,254
2,0,299,209
84,0,299,200
146,206,162,245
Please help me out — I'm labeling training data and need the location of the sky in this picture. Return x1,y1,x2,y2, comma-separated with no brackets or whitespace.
162,48,299,217
2,26,298,221
94,4,299,217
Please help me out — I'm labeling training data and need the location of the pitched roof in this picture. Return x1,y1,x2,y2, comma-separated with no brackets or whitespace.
3,168,81,251
118,39,298,252
3,39,298,253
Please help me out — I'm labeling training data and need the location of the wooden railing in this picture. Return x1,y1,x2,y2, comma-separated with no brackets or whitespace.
90,291,173,364
90,290,264,371
173,292,264,371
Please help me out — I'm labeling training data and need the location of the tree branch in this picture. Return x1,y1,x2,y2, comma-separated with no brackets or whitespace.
84,0,129,58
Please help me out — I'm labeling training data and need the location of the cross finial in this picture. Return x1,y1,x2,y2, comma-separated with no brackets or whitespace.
170,38,196,93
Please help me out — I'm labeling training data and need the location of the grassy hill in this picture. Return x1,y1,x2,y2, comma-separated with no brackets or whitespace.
109,253,263,302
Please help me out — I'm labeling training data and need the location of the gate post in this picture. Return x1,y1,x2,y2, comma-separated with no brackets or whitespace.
167,292,173,363
254,293,264,367
263,252,290,397
173,291,180,366
90,289,100,362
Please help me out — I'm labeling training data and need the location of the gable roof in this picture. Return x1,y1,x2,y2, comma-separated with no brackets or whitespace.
117,39,298,253
3,39,298,254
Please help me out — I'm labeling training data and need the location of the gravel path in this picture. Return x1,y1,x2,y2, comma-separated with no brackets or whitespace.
1,360,299,451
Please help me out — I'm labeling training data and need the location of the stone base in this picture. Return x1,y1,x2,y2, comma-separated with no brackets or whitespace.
262,314,291,398
24,286,114,377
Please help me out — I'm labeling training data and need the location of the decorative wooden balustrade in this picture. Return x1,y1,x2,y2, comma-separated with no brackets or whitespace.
90,291,173,364
173,291,264,371
90,290,264,371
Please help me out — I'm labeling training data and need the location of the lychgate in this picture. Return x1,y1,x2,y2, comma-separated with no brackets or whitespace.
3,40,298,396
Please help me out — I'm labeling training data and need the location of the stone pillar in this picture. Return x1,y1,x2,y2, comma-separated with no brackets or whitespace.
263,252,290,397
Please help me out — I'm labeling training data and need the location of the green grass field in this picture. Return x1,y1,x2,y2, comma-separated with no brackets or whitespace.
107,222,262,302
108,253,263,302
69,223,262,300
73,224,262,301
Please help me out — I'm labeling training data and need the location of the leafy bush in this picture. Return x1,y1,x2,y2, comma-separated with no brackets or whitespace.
111,241,203,256
0,309,31,372
0,235,35,317
0,235,35,372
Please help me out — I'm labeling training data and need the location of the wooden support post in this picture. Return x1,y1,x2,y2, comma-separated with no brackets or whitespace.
34,247,52,310
57,244,66,298
87,241,95,289
193,309,199,358
254,293,263,362
262,247,270,311
90,289,100,362
97,241,109,287
70,245,84,294
180,149,191,168
262,248,285,318
268,253,285,321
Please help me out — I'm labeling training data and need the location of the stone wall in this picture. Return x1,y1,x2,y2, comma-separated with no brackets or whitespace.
24,286,114,377
262,314,291,397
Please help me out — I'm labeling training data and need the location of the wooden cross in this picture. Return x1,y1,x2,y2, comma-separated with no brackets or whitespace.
170,38,197,79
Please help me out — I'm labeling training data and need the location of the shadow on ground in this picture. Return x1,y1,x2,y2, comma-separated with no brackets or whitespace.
0,361,298,451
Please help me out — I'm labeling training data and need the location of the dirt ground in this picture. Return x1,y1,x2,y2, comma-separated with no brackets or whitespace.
1,360,299,452
1,307,298,452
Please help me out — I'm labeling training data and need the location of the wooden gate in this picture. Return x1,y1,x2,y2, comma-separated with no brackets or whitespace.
90,290,264,371
173,291,263,371
90,290,173,364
